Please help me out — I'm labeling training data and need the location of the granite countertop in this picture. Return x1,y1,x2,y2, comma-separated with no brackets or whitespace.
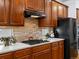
0,38,64,54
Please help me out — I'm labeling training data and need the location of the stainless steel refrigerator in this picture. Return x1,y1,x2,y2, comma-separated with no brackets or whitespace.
53,18,78,59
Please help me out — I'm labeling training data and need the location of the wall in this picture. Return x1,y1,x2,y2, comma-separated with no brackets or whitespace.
63,0,79,18
76,0,79,8
0,18,50,42
63,0,76,18
55,0,77,18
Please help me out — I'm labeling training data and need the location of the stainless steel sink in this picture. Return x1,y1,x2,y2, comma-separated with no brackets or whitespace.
22,39,49,45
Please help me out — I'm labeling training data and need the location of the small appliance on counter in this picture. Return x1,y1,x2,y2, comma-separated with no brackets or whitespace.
45,32,54,39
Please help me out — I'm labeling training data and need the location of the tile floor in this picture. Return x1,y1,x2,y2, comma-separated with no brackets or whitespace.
76,55,79,59
76,51,79,59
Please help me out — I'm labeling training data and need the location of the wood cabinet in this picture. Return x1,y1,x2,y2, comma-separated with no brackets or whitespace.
32,49,51,59
0,0,25,26
51,1,68,27
58,3,64,18
58,2,68,18
39,1,68,27
14,48,31,59
39,0,52,27
0,0,9,25
51,1,58,27
32,43,51,53
14,55,31,59
52,42,59,59
59,41,64,59
76,8,79,24
51,41,64,59
9,0,25,26
63,5,68,18
26,0,45,11
0,40,64,59
32,44,51,59
0,53,13,59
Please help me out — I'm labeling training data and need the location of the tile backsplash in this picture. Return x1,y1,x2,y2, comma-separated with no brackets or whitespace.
0,29,13,38
0,18,52,42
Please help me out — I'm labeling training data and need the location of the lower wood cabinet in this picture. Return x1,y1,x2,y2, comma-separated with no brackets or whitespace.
51,41,64,59
52,42,59,59
0,53,13,59
14,48,31,59
0,40,64,59
59,41,64,59
17,55,31,59
32,49,51,59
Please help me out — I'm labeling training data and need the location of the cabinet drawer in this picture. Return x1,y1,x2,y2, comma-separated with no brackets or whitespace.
14,48,31,58
59,41,64,45
0,53,13,59
32,44,51,53
52,42,59,48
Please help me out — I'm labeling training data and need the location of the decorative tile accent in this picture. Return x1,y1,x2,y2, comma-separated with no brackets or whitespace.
12,19,43,41
0,18,51,42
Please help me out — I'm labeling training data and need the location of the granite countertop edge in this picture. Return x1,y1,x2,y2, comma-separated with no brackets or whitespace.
0,38,64,54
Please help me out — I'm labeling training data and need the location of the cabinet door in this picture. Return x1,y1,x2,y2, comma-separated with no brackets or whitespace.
76,8,79,23
52,42,59,59
39,0,51,27
63,6,68,18
32,49,51,59
76,8,79,19
26,0,34,9
59,41,64,59
58,4,64,18
0,53,13,59
14,48,31,59
58,3,68,18
0,0,9,25
37,0,45,11
17,55,31,59
10,0,24,26
51,1,58,27
26,0,45,11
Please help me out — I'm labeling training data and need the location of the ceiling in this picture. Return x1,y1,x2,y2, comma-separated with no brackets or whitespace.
59,0,69,2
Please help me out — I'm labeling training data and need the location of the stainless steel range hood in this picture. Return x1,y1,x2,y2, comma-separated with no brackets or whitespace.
24,9,46,19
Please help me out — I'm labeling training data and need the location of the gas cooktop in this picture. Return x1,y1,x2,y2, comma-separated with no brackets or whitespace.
22,39,49,45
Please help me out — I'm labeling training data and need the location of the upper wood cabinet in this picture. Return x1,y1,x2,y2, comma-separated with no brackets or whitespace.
0,0,9,25
39,0,52,27
51,1,58,27
9,0,25,26
51,1,68,27
76,8,79,24
58,3,64,18
39,1,68,27
0,0,25,26
26,0,45,11
58,2,68,18
63,5,68,18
